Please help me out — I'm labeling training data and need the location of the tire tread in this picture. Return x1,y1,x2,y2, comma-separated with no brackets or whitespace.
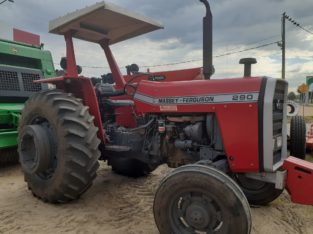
290,116,306,159
18,89,100,203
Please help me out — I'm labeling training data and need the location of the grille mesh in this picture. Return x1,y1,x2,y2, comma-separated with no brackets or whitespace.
272,80,286,164
0,70,20,91
21,73,42,92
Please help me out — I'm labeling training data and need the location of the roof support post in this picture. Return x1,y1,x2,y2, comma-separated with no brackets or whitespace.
100,39,126,89
64,31,78,78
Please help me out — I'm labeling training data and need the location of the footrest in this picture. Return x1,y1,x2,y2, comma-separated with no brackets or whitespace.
283,156,313,205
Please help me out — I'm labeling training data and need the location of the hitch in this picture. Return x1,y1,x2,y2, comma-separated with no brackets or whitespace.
283,156,313,205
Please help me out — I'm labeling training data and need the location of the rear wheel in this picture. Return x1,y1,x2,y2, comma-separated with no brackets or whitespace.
18,89,100,203
234,174,283,206
290,116,306,159
154,164,251,234
109,156,156,177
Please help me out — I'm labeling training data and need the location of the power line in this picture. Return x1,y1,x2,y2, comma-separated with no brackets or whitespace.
54,63,108,69
297,24,313,35
142,40,280,68
214,41,280,58
141,59,200,68
55,40,280,70
284,14,313,35
280,12,313,79
220,34,280,53
0,0,14,5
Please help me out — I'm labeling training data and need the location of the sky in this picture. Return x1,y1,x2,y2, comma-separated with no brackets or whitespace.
1,0,313,92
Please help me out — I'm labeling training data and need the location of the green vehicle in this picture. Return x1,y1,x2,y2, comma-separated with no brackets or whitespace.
0,36,55,164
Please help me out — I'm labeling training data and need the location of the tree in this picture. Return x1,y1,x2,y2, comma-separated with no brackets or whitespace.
288,92,296,101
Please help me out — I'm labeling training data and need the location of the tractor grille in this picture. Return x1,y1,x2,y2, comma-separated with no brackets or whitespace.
0,70,20,91
0,65,45,100
22,73,41,92
272,80,287,164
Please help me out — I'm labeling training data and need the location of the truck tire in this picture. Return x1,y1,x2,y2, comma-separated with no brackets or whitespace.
109,156,156,177
154,164,251,234
18,89,100,203
234,174,283,206
0,148,19,165
290,116,306,159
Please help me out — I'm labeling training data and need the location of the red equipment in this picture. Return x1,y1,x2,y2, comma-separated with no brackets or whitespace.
284,156,313,205
18,1,313,233
0,22,41,46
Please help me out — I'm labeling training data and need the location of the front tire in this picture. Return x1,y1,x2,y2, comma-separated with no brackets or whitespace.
18,89,100,203
234,174,283,206
154,164,251,234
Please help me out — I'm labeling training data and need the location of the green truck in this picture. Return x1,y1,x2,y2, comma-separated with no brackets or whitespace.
0,34,55,164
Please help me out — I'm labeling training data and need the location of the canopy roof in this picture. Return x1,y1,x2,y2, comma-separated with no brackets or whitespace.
49,1,163,44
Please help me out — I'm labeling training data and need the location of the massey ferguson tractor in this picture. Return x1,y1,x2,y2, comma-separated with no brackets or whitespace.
18,1,313,233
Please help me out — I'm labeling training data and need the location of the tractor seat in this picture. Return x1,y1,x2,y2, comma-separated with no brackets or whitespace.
95,83,125,97
103,99,134,108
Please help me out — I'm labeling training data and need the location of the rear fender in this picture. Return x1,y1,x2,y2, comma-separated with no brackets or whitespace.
283,156,313,205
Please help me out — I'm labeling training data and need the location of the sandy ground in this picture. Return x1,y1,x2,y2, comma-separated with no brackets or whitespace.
0,161,313,234
2,104,313,234
298,105,313,117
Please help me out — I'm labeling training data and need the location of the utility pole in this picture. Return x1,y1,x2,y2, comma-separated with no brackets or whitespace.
280,12,302,80
281,12,286,80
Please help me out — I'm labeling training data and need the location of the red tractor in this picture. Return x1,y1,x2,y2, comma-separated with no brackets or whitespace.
18,1,313,233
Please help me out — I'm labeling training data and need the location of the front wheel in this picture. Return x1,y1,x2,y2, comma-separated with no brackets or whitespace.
154,164,251,234
18,89,100,203
234,174,283,206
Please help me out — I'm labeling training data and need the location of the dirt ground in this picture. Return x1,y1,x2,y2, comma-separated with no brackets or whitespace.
1,105,313,234
298,105,313,117
0,161,313,234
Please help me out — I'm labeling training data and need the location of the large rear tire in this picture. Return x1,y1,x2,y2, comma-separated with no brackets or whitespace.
18,89,100,203
290,116,306,159
109,156,156,177
234,174,283,206
154,164,251,234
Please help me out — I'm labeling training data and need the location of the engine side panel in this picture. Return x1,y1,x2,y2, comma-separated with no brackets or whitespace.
134,77,263,172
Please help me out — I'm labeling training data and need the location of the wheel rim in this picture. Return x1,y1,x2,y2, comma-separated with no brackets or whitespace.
19,116,58,180
154,165,251,234
170,191,227,233
20,129,39,173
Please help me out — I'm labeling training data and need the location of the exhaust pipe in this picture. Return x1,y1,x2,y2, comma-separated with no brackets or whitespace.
199,0,213,79
239,58,257,77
